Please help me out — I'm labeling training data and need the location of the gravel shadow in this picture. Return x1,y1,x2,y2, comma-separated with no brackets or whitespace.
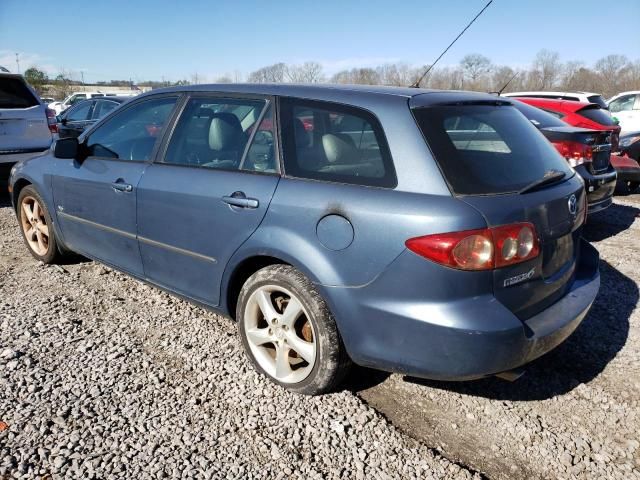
0,191,11,208
343,365,391,392
583,202,640,242
403,259,635,401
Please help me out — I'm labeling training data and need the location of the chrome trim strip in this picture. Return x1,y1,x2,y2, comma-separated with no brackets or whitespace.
58,211,217,264
138,235,217,264
58,211,137,239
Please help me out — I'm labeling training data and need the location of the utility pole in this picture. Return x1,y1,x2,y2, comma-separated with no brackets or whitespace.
80,71,86,91
15,53,20,74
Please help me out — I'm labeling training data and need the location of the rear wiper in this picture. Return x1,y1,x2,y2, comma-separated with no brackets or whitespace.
519,170,566,194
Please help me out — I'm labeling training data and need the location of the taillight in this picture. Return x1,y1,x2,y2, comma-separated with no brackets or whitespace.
552,140,592,167
406,223,540,271
45,108,58,133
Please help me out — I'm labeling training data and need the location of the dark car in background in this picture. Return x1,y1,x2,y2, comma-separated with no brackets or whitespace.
9,85,600,395
56,96,128,139
512,100,616,212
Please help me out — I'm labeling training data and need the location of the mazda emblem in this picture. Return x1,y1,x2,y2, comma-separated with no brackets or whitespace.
568,194,577,216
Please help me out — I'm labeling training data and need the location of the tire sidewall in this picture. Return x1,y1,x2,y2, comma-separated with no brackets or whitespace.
17,186,58,263
237,265,342,395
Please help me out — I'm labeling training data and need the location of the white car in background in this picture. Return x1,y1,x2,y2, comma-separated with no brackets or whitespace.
51,90,139,114
0,73,54,187
503,91,608,109
608,91,640,133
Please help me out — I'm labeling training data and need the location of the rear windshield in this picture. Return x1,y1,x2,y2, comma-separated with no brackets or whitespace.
578,106,617,126
413,104,573,195
0,77,39,108
512,101,567,128
587,95,608,109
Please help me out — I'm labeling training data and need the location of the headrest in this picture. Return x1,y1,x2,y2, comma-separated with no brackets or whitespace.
294,118,310,148
197,107,214,118
209,112,242,151
322,133,357,163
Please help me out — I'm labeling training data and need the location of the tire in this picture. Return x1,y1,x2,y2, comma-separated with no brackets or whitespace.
627,181,639,194
17,186,63,264
237,265,351,395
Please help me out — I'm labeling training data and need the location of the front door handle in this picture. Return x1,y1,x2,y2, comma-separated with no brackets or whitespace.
222,192,259,209
111,181,133,193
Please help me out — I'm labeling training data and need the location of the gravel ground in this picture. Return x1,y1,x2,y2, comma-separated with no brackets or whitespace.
0,192,477,480
361,196,640,479
1,191,639,480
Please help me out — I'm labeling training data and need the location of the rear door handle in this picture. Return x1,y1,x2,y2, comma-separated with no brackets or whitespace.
222,192,259,209
111,181,133,193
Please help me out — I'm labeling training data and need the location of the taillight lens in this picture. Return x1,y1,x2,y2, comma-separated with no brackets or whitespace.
406,223,540,271
552,140,592,167
45,108,58,133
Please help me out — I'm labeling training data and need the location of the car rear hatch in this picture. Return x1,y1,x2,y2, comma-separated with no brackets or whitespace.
0,75,52,153
540,126,611,173
411,95,586,320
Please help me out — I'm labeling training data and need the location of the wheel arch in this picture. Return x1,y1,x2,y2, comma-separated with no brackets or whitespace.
223,254,290,321
11,177,32,211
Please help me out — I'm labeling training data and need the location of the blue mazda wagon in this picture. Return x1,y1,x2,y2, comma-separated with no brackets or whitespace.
9,84,600,395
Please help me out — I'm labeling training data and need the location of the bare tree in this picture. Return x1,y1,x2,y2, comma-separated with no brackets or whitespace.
214,75,233,84
331,67,380,85
377,63,420,86
460,53,492,84
531,49,562,89
247,63,287,83
286,62,325,83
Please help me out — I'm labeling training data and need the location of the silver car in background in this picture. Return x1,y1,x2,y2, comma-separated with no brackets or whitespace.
0,73,53,187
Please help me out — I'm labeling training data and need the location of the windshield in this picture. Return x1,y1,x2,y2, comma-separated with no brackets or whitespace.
578,106,617,126
587,95,608,109
512,101,567,129
413,104,573,195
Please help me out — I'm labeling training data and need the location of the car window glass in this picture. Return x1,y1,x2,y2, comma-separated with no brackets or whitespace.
413,104,574,195
0,78,39,108
163,96,265,170
610,95,635,113
93,100,119,119
66,101,92,122
86,96,177,161
512,102,567,128
578,106,616,126
280,98,396,187
242,105,277,173
70,94,86,105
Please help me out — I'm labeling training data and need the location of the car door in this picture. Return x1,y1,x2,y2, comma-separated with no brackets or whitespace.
136,95,279,305
58,100,95,138
51,95,179,276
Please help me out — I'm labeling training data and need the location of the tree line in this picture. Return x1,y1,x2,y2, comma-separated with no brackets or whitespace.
24,49,640,100
242,50,640,99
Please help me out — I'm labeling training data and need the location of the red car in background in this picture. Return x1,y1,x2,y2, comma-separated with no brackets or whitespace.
515,97,640,194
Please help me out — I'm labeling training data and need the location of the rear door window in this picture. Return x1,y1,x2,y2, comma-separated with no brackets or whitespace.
0,77,39,108
280,98,396,187
413,104,573,195
66,101,92,122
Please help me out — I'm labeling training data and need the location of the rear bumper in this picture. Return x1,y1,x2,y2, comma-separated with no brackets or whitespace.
324,239,600,381
575,165,616,214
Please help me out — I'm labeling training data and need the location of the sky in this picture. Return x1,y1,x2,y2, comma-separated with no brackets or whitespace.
1,0,639,83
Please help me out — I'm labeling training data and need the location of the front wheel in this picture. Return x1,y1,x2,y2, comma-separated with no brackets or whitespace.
17,186,63,264
237,265,351,395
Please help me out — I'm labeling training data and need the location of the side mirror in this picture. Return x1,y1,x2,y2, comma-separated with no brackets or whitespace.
53,137,79,159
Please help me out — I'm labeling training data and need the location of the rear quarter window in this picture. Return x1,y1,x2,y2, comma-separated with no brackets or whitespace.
413,104,573,195
0,77,39,108
279,98,397,188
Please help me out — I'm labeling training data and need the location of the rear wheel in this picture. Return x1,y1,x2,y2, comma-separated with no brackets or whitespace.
17,186,63,264
237,265,351,395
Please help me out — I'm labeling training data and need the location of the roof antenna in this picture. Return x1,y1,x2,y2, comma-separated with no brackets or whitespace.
493,70,519,96
410,0,493,88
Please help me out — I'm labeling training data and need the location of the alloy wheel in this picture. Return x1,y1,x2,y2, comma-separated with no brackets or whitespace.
243,285,316,384
20,196,50,256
